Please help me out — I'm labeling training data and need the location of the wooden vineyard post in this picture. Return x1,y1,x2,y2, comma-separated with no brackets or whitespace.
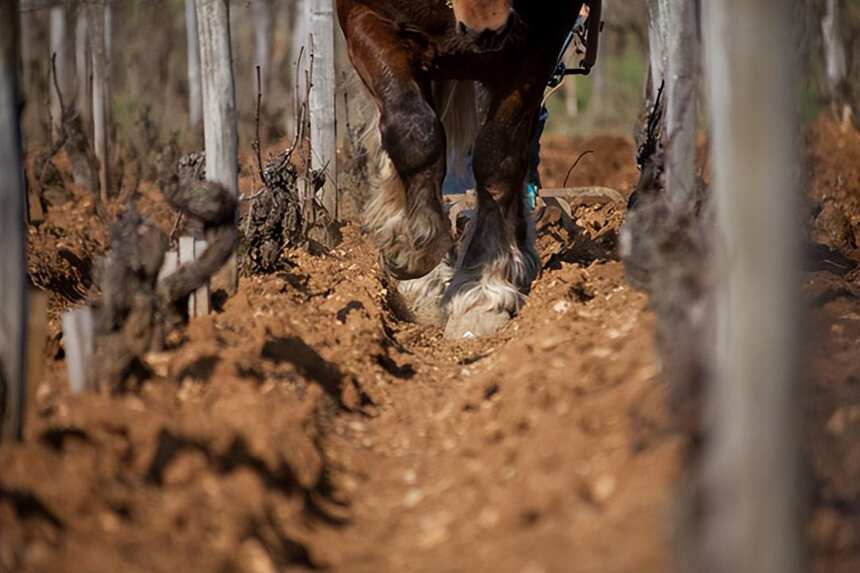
75,2,92,133
822,0,852,127
61,308,95,394
695,1,806,572
646,0,667,104
290,0,310,106
309,0,337,220
196,0,239,295
185,0,202,129
663,0,699,213
0,0,28,442
252,0,272,106
26,293,48,412
89,0,110,200
49,3,67,142
179,237,210,318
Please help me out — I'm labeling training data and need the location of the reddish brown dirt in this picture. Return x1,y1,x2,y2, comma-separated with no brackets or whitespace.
804,117,860,573
2,120,859,573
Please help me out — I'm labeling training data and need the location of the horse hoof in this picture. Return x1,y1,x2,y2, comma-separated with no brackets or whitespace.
444,308,512,340
392,260,454,326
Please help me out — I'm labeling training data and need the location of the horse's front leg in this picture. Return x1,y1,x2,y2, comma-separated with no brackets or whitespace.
342,13,453,282
443,87,540,339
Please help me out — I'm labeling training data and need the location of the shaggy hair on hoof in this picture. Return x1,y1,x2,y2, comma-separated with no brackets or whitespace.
392,257,455,326
442,204,539,339
442,252,526,339
364,151,452,280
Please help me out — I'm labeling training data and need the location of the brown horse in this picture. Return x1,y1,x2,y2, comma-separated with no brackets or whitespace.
338,0,586,338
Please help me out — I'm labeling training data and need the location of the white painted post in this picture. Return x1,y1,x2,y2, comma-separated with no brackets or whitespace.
196,0,239,294
185,0,202,128
0,0,28,441
310,0,337,219
49,4,67,141
698,1,805,572
62,308,95,394
89,0,110,200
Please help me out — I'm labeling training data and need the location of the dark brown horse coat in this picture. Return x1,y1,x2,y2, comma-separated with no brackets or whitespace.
338,0,585,338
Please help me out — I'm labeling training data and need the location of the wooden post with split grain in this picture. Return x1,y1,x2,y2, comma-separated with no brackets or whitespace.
694,0,805,571
0,0,29,442
309,0,337,219
196,0,239,294
89,0,110,200
185,0,202,129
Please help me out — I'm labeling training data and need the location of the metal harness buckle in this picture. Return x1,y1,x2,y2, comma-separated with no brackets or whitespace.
548,0,603,87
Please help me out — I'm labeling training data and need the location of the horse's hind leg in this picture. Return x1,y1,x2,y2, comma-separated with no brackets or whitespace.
344,16,452,282
443,88,540,339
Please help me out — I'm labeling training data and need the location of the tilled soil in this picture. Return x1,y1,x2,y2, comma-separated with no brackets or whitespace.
2,123,860,573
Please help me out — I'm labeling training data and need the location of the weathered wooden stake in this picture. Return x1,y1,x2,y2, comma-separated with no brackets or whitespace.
62,308,94,394
26,292,48,416
822,0,852,127
158,250,179,284
647,0,667,104
75,4,92,133
663,0,699,213
179,237,210,318
309,0,338,219
290,0,310,105
89,0,109,201
49,4,66,141
0,0,28,442
696,0,806,571
252,0,272,104
185,0,202,128
197,0,239,294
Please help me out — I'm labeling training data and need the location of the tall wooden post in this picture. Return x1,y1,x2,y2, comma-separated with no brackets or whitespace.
290,0,310,115
697,1,805,572
186,0,202,128
309,0,337,219
0,0,28,442
822,0,851,125
197,0,239,294
49,4,67,141
663,0,699,212
89,0,109,200
252,0,272,101
75,4,91,133
647,0,667,103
